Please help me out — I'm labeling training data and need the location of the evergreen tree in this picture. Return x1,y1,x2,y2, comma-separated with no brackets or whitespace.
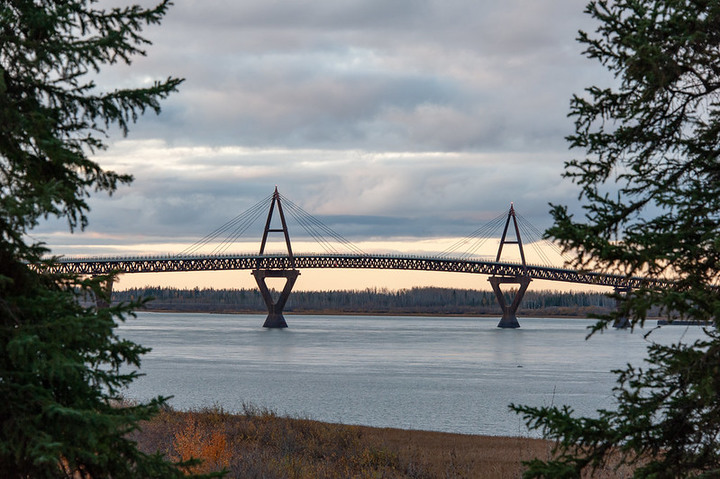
513,1,720,477
0,1,215,477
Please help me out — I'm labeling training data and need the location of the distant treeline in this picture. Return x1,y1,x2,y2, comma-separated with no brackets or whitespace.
112,286,632,317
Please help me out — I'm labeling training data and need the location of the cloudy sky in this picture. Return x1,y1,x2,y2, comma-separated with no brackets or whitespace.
33,1,611,290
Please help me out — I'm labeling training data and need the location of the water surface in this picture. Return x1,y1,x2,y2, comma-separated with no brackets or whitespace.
117,313,704,436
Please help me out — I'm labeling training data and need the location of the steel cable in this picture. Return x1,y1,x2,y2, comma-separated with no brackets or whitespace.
437,211,507,258
280,195,367,255
176,193,273,256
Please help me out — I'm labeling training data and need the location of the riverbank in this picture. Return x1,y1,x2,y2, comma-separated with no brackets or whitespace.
133,405,631,478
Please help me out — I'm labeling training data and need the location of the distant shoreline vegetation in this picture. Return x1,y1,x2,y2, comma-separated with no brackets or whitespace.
111,286,650,318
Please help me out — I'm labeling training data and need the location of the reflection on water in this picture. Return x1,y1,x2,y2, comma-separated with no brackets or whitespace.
117,313,705,436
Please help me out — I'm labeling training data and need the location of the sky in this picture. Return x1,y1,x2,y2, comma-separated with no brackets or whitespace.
32,0,612,292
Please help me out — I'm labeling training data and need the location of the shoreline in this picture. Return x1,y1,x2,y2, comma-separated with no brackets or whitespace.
136,307,666,321
137,307,601,319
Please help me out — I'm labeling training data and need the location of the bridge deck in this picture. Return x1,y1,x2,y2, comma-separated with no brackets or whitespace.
45,253,665,289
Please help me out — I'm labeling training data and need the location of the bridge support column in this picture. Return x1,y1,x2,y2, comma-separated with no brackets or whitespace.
93,276,114,310
489,276,531,329
612,286,631,329
253,269,300,328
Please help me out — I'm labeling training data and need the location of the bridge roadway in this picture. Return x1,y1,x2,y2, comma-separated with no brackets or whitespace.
49,252,664,289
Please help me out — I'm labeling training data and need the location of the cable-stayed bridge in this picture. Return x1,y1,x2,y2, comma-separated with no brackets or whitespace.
46,188,666,328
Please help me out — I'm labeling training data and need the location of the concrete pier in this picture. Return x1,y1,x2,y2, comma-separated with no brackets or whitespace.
253,269,300,328
489,276,531,328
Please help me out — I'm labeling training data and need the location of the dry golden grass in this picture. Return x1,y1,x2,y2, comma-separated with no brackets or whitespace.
131,405,632,478
353,426,553,478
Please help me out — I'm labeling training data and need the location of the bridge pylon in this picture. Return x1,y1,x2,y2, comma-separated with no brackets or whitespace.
490,203,531,328
253,187,300,328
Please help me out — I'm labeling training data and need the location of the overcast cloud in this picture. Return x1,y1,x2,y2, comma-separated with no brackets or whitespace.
35,0,609,257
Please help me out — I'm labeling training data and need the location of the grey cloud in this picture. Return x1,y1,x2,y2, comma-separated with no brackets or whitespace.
107,0,593,152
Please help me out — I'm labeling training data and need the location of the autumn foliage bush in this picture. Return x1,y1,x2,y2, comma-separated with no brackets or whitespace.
171,418,232,474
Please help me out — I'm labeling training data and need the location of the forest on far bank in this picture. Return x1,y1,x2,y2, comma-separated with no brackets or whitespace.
111,286,650,318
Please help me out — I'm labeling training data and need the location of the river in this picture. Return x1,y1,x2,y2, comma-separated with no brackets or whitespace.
117,312,705,437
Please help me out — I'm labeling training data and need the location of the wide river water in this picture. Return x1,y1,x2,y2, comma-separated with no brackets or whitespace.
117,312,705,437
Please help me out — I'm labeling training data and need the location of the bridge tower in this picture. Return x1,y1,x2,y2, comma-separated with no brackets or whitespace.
489,203,531,328
253,187,300,328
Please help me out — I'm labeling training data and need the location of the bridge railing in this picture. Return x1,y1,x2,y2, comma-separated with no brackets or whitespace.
52,251,536,268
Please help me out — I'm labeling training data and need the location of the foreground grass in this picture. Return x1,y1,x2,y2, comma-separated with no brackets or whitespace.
131,405,629,478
